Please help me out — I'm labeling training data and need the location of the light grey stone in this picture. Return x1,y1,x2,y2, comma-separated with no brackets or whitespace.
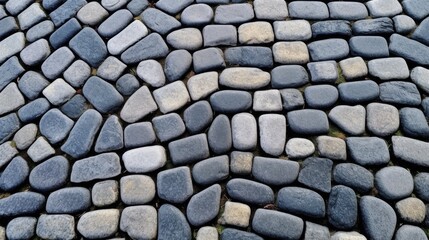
41,47,75,79
0,83,24,116
123,146,167,173
393,15,416,34
13,124,37,150
392,136,429,167
214,3,254,24
97,56,126,81
238,21,274,45
366,103,399,137
0,141,18,169
395,197,426,224
286,138,315,159
366,0,402,17
181,4,213,26
329,105,366,135
368,57,409,80
36,214,75,240
339,57,368,80
42,78,76,106
305,222,330,240
120,86,158,123
253,90,282,112
411,66,429,94
39,108,74,144
375,166,414,200
77,2,108,26
94,115,124,153
77,209,120,239
63,60,91,87
153,81,190,113
92,180,119,207
137,59,165,87
102,0,128,11
120,206,157,240
230,151,253,175
5,0,32,15
232,113,257,151
196,226,218,240
0,32,25,64
71,153,121,183
19,39,51,66
166,28,203,51
120,175,155,205
27,137,55,162
187,72,219,101
273,20,312,41
331,231,367,240
259,114,286,156
17,3,46,30
220,67,270,90
107,20,148,55
316,136,347,161
254,0,288,20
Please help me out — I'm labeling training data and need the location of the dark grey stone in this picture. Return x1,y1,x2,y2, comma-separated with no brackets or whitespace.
277,187,326,218
26,20,55,42
43,0,65,11
69,27,107,67
360,196,397,240
49,18,81,49
0,113,20,144
98,9,133,38
307,61,338,84
349,36,389,59
41,47,75,80
168,134,209,165
288,1,329,20
193,47,225,73
152,113,185,142
18,98,50,123
158,204,192,240
6,217,37,240
61,109,102,158
0,156,29,191
271,65,309,88
95,115,123,153
208,114,232,154
210,90,252,114
116,74,140,96
82,76,124,113
203,25,237,47
192,156,229,186
225,46,273,68
127,0,149,16
164,50,192,82
221,228,263,240
328,185,357,230
415,173,429,202
252,209,304,240
400,108,429,139
298,157,333,193
0,192,45,217
156,0,193,15
308,38,349,61
413,17,429,47
304,85,338,109
70,152,121,183
280,89,304,111
157,166,193,204
375,166,414,200
347,137,390,166
184,101,213,134
328,2,368,20
124,122,156,148
186,184,221,226
121,33,169,64
252,157,299,186
0,17,18,39
403,0,429,21
40,109,74,144
379,81,421,106
333,163,374,193
390,33,429,66
29,156,69,192
49,0,87,26
338,80,379,104
46,187,91,214
287,109,329,135
60,94,89,119
141,8,181,35
226,178,274,206
311,20,351,38
214,3,254,24
0,56,24,92
352,17,394,35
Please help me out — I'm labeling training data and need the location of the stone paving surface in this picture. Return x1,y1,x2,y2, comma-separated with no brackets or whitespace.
1,0,429,239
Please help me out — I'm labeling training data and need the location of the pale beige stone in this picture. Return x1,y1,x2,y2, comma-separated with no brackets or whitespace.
331,231,367,240
196,226,218,240
238,21,274,44
273,41,309,64
339,57,368,80
187,72,219,101
230,151,253,175
395,197,426,224
218,201,251,227
316,136,347,161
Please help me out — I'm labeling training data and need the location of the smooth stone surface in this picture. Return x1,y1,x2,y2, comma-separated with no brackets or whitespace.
17,99,50,123
187,184,221,226
98,9,133,38
238,21,274,45
334,163,374,193
46,187,90,214
308,38,349,61
41,47,75,80
77,209,120,239
252,209,304,240
193,47,225,73
164,50,192,82
167,28,203,51
360,196,397,240
120,175,155,205
304,85,338,109
27,137,55,162
0,32,25,64
328,2,368,20
347,137,389,166
221,228,263,240
60,94,89,120
338,80,379,104
298,157,333,193
317,136,347,161
254,0,288,20
366,103,400,137
63,60,90,88
393,15,416,35
253,157,299,186
210,90,252,114
286,138,315,159
124,122,156,148
188,72,218,101
158,204,192,240
6,217,37,240
107,20,148,55
168,134,209,165
70,153,121,183
184,101,213,134
123,146,166,173
380,81,421,106
49,0,87,27
403,0,429,21
157,166,193,204
273,41,309,64
307,61,338,84
0,141,18,168
393,136,429,167
152,113,185,142
395,225,428,240
375,166,414,200
0,156,29,191
49,18,81,49
225,46,273,68
203,24,237,47
214,3,254,24
141,8,181,35
18,71,49,100
36,214,75,240
61,109,102,158
287,110,329,135
288,1,329,20
92,180,118,207
208,115,232,154
368,58,409,80
226,178,274,206
29,156,69,192
277,187,325,218
389,33,429,66
120,86,157,123
192,156,229,186
253,90,282,112
181,4,213,26
218,201,251,228
94,115,123,153
96,57,126,81
305,222,330,240
220,67,270,90
329,105,366,135
232,113,257,151
349,36,389,59
395,197,426,224
69,27,107,67
83,76,124,114
40,109,74,144
196,227,218,240
20,39,51,66
366,0,402,17
153,81,190,114
120,206,157,240
0,192,45,217
400,108,429,139
259,114,286,156
0,57,24,92
339,57,368,80
77,2,108,26
0,83,25,115
273,20,312,41
43,79,76,106
116,74,140,96
271,65,309,88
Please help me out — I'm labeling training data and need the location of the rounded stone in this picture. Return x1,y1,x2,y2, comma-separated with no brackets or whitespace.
122,146,167,173
395,197,426,224
157,166,193,204
36,214,76,240
39,108,74,144
328,185,358,230
166,28,203,51
120,175,156,205
277,187,325,218
366,103,400,137
360,196,397,240
375,166,414,200
6,217,37,240
46,187,91,214
186,184,221,226
120,206,157,240
92,180,119,207
77,209,120,239
0,156,29,191
218,201,251,228
29,156,69,192
285,138,315,159
238,21,274,45
395,225,428,240
181,4,213,26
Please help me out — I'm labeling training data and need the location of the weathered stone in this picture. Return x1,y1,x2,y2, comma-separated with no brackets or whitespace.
349,36,389,59
17,98,50,123
92,180,118,207
0,156,29,191
168,134,209,165
396,197,426,224
120,175,155,205
219,201,251,228
6,217,37,240
153,81,190,114
70,153,121,183
107,20,148,55
360,196,397,240
298,157,333,193
389,33,429,66
317,136,347,161
214,3,254,24
49,18,81,49
329,105,366,135
98,9,133,38
308,38,349,61
0,83,24,116
77,1,108,26
366,0,402,17
277,187,325,218
20,39,51,66
29,155,69,192
203,24,237,47
304,84,338,109
41,47,75,79
0,192,45,217
120,206,157,240
158,204,192,240
36,214,76,240
187,184,221,226
124,122,156,148
287,110,329,135
164,50,192,82
286,138,315,159
273,20,311,41
141,8,181,35
120,86,157,123
338,80,379,104
226,178,274,206
288,1,329,20
334,163,374,193
352,17,394,35
393,136,429,167
49,0,87,26
220,67,270,90
366,103,399,137
157,166,193,203
83,77,124,113
328,2,368,20
181,4,213,26
77,209,120,239
232,113,257,150
273,41,309,64
27,137,55,162
375,166,414,200
167,28,203,51
252,209,304,240
46,187,91,214
0,141,18,168
94,115,123,153
328,185,358,230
